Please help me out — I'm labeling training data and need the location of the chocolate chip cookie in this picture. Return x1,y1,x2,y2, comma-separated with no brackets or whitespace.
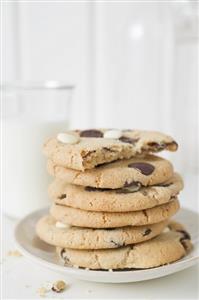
49,173,183,212
47,154,174,189
36,215,168,249
56,221,192,270
43,129,177,171
50,198,180,228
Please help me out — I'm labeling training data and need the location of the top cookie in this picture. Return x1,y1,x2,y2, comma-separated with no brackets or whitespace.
43,129,178,171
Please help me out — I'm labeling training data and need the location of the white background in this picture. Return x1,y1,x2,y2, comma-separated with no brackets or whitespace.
3,0,199,205
2,1,199,299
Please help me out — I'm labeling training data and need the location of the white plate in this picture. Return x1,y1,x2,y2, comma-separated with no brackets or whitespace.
15,207,199,283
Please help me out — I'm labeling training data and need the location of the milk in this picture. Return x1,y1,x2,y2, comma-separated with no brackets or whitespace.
2,117,68,219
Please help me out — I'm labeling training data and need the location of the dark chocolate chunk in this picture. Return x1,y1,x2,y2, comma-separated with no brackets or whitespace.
80,129,103,138
148,141,178,151
128,162,155,175
178,230,191,250
143,210,148,218
180,239,190,251
147,142,166,150
119,136,139,144
85,186,108,192
58,194,66,200
143,228,152,236
85,186,98,192
178,230,191,240
60,249,71,264
110,240,125,247
154,182,172,187
60,248,65,258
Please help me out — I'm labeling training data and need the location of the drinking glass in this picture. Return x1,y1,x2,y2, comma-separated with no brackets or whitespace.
2,81,74,218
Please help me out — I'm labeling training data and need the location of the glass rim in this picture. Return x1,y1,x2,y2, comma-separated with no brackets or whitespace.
1,80,75,90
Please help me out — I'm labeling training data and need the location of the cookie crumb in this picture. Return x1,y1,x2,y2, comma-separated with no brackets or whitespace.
37,287,48,297
7,250,22,257
52,280,67,293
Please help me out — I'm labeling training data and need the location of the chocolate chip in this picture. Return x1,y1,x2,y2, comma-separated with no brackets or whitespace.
180,239,190,251
143,228,152,236
60,249,66,259
80,129,103,138
85,186,108,192
178,230,191,250
128,162,155,175
119,136,139,144
58,194,66,200
60,249,70,264
148,141,178,151
110,240,125,247
154,183,172,187
85,186,97,192
178,230,191,240
147,142,166,150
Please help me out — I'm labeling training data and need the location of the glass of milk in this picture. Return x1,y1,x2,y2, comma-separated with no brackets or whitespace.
2,81,74,219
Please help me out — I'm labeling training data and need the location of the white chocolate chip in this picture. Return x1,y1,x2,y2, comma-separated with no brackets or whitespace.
55,221,70,229
108,269,113,272
163,227,170,233
104,130,122,139
57,133,80,144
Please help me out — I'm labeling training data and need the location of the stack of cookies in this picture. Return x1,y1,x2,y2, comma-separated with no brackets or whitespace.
36,129,192,270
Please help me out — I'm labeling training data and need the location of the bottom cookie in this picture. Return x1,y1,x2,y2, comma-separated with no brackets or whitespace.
56,221,192,270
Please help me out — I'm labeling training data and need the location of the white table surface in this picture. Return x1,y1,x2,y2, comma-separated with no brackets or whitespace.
2,211,199,300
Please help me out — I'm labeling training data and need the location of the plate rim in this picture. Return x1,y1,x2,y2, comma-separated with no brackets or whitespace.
14,207,199,282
